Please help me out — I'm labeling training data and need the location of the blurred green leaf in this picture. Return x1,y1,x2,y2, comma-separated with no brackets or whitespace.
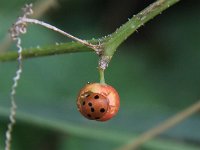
1,0,200,150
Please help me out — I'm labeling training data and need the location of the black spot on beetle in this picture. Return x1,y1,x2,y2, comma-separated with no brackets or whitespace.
94,95,99,99
91,108,95,112
100,108,105,113
82,101,85,105
88,102,92,106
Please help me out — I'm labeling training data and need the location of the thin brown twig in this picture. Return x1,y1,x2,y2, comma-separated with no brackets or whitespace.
117,101,200,150
19,18,99,51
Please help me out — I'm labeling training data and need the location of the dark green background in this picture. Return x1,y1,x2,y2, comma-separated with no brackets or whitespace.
0,0,200,150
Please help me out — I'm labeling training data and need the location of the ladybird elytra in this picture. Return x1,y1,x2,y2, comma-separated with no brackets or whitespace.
77,83,120,121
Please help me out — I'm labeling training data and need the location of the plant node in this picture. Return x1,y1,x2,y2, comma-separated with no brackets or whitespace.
94,41,103,55
98,55,111,70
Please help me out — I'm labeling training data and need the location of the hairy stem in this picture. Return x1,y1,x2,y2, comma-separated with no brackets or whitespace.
103,0,180,58
0,0,180,62
0,42,94,61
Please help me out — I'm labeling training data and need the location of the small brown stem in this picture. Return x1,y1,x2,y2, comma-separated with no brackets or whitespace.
20,18,100,52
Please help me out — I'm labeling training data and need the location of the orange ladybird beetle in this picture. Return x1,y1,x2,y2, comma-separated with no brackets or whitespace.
77,83,120,121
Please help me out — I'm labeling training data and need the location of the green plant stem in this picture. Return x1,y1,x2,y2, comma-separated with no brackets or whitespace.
0,42,94,61
103,0,180,58
99,68,105,84
0,0,180,62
